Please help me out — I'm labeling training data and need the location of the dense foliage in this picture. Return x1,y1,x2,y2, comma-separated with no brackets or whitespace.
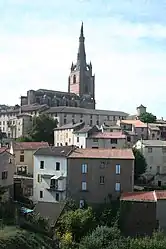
133,148,147,180
0,226,55,249
139,112,156,123
57,207,96,242
16,114,58,144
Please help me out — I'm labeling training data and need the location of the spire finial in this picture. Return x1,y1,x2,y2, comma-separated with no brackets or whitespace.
80,21,84,37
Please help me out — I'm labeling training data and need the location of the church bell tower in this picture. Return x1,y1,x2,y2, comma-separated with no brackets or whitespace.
68,22,95,109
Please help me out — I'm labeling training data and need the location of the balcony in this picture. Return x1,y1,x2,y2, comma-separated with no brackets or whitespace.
47,175,66,192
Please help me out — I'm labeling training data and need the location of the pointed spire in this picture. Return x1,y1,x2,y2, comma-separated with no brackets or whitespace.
80,22,84,37
77,22,86,69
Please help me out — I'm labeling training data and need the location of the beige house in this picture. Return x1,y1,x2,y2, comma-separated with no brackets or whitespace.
134,140,166,178
10,142,49,176
0,104,48,138
7,113,33,139
67,148,134,205
0,148,15,200
86,132,127,149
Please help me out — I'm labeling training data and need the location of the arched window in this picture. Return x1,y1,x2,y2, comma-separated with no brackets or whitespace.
73,75,76,84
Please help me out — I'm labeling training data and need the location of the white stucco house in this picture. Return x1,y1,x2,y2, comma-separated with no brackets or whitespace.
33,146,74,203
134,140,166,176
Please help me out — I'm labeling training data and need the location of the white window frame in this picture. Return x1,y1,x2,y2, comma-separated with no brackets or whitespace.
116,164,121,174
82,164,88,174
115,182,121,192
82,181,87,191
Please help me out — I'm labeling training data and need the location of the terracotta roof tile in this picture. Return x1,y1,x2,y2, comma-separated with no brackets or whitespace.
155,190,166,200
120,191,156,202
89,132,126,139
121,120,147,128
69,148,134,159
13,142,49,150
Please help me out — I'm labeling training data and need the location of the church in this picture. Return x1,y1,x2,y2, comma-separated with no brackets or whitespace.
20,23,95,110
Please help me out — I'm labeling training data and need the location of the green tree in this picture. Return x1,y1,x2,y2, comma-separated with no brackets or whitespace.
139,112,156,123
16,136,33,142
133,148,147,180
79,225,122,249
57,207,95,242
29,114,58,145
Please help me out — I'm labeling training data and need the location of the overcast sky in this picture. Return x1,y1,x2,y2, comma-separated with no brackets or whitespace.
1,0,166,117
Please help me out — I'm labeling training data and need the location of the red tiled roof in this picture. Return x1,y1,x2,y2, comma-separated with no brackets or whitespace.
120,191,156,202
155,191,166,200
89,132,126,139
121,120,147,128
13,142,49,150
0,147,11,155
0,147,8,154
69,148,134,159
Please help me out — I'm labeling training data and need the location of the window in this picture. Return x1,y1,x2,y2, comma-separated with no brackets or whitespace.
9,158,12,164
40,191,43,198
163,147,166,153
73,75,76,84
96,120,99,125
56,162,60,171
20,155,24,162
65,142,68,146
116,164,121,174
100,162,105,169
77,137,79,143
82,164,88,173
115,182,121,192
56,193,59,201
38,174,42,183
64,119,67,124
127,136,131,142
66,133,68,138
157,166,160,174
148,147,152,153
110,138,117,144
40,161,44,169
80,200,85,208
2,171,8,180
81,181,87,190
17,166,27,174
100,176,105,184
90,120,93,126
93,138,98,142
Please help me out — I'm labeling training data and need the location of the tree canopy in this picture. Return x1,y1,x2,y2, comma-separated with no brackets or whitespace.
16,114,58,145
56,207,96,242
133,148,147,180
139,112,157,123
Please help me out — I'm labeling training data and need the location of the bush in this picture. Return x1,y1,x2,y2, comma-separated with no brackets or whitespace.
79,225,122,249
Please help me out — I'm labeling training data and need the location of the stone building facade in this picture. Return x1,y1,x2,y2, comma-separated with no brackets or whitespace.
20,23,95,110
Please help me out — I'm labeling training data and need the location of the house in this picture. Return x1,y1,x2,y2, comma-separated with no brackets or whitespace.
120,190,166,236
33,146,75,204
7,113,33,139
54,122,126,149
117,119,148,142
0,148,15,200
10,142,49,176
54,122,85,146
67,148,134,206
134,140,166,177
86,132,126,149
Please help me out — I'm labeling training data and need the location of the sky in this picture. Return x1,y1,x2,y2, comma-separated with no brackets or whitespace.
1,0,166,117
